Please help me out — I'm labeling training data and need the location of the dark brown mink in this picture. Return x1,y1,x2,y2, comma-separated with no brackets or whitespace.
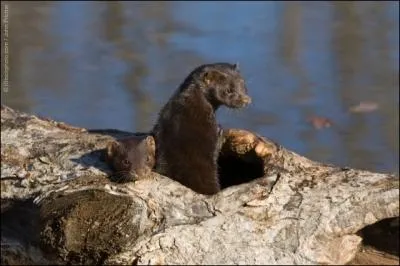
105,135,156,183
152,62,252,195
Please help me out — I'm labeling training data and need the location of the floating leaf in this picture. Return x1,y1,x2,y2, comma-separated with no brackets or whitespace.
307,116,333,130
349,101,379,113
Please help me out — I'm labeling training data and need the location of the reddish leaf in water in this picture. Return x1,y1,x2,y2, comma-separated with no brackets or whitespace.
349,101,379,113
307,116,333,130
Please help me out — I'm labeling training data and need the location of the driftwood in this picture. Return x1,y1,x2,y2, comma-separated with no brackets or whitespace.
1,105,398,265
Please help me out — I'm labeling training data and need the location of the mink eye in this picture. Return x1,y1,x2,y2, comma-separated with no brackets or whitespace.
122,159,130,166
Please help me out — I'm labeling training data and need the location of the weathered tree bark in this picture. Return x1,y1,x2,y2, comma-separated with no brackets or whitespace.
1,105,398,265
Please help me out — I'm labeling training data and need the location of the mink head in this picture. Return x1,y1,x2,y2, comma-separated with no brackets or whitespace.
182,62,252,110
106,136,155,183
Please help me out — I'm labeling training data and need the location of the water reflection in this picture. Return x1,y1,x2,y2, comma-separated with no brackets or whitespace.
1,1,398,174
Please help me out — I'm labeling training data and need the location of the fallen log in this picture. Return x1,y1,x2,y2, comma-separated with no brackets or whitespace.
1,105,398,265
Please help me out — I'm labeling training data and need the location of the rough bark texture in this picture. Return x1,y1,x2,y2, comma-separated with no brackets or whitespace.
1,105,399,265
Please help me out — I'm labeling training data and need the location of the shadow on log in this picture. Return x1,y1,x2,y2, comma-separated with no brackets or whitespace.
1,105,399,265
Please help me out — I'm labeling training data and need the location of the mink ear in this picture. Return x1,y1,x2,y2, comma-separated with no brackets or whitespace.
144,136,156,155
106,141,120,159
203,70,224,86
203,70,217,86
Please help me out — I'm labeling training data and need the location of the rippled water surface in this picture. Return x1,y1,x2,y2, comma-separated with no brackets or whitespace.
1,1,399,174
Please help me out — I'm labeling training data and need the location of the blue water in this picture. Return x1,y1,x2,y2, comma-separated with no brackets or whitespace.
1,1,398,174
